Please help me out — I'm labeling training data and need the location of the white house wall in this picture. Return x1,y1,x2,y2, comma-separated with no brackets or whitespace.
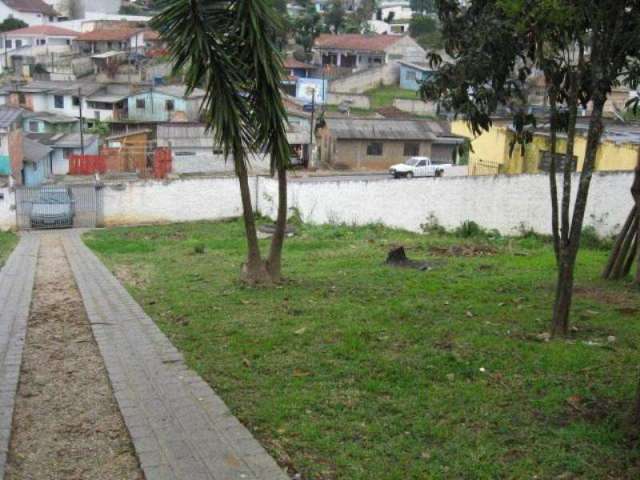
0,187,14,230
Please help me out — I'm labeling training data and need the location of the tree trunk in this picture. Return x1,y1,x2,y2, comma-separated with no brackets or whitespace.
267,162,288,282
603,207,637,279
633,155,640,285
550,86,607,336
235,150,270,285
548,92,561,263
552,255,575,336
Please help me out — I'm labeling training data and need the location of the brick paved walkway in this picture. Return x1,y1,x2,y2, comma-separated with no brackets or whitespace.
62,231,288,480
0,235,39,480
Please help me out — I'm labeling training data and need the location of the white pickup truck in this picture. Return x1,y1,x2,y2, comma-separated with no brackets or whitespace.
389,156,452,179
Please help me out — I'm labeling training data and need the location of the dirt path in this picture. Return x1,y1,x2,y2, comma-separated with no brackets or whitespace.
5,233,142,480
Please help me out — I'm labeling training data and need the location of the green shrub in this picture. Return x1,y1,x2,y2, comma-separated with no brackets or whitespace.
193,242,206,254
455,220,483,238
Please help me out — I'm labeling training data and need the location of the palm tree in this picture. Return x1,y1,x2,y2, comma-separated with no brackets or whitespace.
152,0,291,284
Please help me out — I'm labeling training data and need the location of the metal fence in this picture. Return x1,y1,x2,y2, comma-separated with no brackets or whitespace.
15,184,103,230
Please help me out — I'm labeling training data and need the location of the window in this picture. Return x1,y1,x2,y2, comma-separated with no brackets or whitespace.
15,40,21,48
136,98,146,109
403,143,420,156
366,142,383,156
417,160,427,167
28,121,39,132
72,96,80,106
165,99,175,111
405,70,417,81
17,93,26,105
175,151,195,156
5,39,11,49
54,95,64,108
62,148,74,159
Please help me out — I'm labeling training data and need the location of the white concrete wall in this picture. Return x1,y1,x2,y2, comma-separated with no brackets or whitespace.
257,172,635,237
393,98,438,115
0,188,15,231
329,64,398,94
326,92,371,109
101,177,249,226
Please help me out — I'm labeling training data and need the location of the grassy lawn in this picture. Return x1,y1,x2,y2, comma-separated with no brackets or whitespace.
0,230,17,268
366,85,422,110
84,220,640,479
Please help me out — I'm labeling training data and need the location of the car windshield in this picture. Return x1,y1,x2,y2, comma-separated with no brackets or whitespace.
405,158,421,166
38,191,70,204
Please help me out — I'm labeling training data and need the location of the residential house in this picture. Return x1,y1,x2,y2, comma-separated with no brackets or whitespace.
22,110,78,133
282,57,316,97
371,0,413,34
0,106,23,183
21,135,51,185
0,0,60,26
74,28,145,55
0,25,79,72
121,85,205,123
313,34,425,71
155,111,312,174
25,131,99,179
399,61,433,91
451,117,640,175
5,80,130,125
318,117,464,170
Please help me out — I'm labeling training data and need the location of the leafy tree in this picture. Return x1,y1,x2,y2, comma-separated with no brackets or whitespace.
119,4,145,14
422,0,640,337
152,0,291,284
326,0,346,32
0,17,28,33
409,14,437,37
295,5,323,54
410,0,435,14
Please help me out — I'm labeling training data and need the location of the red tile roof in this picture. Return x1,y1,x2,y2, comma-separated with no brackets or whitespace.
314,34,403,52
283,57,314,70
144,30,160,41
4,0,57,15
5,25,79,37
75,28,140,42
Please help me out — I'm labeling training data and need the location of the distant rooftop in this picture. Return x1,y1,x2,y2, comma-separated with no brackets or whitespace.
3,25,79,37
314,34,404,52
4,0,57,16
0,106,23,129
325,117,453,141
75,28,141,42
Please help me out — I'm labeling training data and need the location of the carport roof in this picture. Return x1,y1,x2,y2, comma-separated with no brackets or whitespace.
325,117,451,141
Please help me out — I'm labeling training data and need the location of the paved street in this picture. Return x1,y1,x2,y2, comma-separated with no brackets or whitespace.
0,232,288,480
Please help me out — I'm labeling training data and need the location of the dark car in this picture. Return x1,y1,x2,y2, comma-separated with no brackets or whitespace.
30,188,75,229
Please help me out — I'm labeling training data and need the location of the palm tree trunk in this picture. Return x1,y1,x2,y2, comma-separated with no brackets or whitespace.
267,162,288,282
235,150,269,284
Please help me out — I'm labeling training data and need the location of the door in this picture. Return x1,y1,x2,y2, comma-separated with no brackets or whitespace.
416,159,428,177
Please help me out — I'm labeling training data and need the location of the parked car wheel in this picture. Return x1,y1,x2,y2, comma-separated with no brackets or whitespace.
435,169,443,177
406,172,414,179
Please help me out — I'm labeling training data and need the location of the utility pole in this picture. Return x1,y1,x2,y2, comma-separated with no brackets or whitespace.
78,87,85,157
3,35,7,74
309,88,315,167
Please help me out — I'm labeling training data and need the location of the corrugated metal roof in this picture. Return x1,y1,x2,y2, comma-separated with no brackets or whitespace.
23,137,52,163
0,106,23,129
314,34,402,52
325,117,449,141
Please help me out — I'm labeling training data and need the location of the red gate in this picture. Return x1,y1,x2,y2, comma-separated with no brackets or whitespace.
153,147,172,179
68,154,107,175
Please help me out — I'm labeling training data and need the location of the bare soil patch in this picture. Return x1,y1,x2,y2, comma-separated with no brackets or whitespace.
574,285,640,310
5,233,142,480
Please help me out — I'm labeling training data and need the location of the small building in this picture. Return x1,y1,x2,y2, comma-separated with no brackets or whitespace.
398,61,433,91
122,85,205,122
22,135,51,186
0,0,60,26
313,34,425,70
452,117,640,175
74,28,145,55
0,106,24,183
25,131,99,178
22,110,79,134
318,117,464,170
284,57,315,79
0,24,78,73
103,129,150,173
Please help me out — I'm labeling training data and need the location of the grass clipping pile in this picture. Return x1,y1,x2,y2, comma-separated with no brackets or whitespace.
5,234,142,480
